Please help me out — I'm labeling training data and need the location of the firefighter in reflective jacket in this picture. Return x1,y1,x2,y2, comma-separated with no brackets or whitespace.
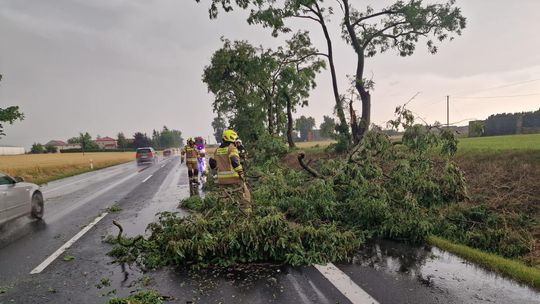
181,137,201,185
209,129,252,214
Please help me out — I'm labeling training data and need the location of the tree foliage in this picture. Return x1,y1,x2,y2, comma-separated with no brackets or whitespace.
132,132,152,149
295,115,315,142
117,132,128,150
203,33,324,144
319,115,337,139
30,143,44,154
0,74,25,137
108,110,474,270
195,0,466,143
79,132,98,151
0,106,24,137
211,116,227,143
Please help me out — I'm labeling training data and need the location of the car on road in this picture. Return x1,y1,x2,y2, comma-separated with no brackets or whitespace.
136,147,158,165
163,148,172,157
0,172,44,225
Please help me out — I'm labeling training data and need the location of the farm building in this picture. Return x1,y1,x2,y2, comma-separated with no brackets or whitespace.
0,146,25,155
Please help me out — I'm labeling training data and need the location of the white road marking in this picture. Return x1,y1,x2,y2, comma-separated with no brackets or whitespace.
142,175,153,183
314,263,379,304
30,212,109,274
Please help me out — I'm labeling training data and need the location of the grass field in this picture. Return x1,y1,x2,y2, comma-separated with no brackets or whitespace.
457,133,540,153
0,152,135,185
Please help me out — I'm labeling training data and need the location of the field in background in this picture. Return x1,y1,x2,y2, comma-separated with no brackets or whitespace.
0,152,135,185
295,140,334,149
458,133,540,153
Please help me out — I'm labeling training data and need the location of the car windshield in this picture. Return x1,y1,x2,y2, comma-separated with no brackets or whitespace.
137,148,152,153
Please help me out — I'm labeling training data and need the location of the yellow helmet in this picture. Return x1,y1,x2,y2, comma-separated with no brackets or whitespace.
222,129,238,142
187,137,195,144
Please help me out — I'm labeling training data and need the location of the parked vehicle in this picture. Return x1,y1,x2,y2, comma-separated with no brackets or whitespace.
136,147,158,165
0,172,44,225
163,149,172,157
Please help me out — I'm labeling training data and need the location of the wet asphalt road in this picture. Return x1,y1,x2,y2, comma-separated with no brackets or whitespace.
0,156,539,304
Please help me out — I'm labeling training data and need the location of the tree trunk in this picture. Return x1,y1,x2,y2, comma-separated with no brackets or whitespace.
285,94,296,148
315,5,350,142
267,95,274,134
343,0,370,143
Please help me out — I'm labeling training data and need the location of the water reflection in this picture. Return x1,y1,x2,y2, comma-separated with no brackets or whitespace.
353,240,540,304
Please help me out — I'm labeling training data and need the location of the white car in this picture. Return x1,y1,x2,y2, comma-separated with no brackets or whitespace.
0,172,44,225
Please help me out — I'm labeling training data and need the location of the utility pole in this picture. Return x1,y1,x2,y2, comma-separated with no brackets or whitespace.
446,95,450,128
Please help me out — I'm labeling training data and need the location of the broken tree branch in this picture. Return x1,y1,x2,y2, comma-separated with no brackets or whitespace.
298,152,322,178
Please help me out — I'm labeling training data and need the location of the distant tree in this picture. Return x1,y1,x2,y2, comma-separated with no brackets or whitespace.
0,74,25,137
67,137,80,144
30,143,44,154
211,116,226,143
159,126,183,148
117,132,128,150
319,115,337,139
45,144,58,153
295,116,316,142
79,132,98,152
132,132,152,149
151,129,161,148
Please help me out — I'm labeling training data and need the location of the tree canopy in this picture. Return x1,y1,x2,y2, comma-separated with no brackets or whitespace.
195,0,466,144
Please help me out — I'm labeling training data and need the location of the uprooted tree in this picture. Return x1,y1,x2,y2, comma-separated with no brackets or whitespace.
195,0,466,144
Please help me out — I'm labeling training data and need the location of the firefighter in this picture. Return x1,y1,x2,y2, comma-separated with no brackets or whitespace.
209,130,252,214
181,137,201,186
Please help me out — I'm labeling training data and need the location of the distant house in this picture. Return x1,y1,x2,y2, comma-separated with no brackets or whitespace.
45,140,81,152
95,136,118,149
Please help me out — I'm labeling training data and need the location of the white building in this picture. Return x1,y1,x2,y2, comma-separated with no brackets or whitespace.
0,146,25,155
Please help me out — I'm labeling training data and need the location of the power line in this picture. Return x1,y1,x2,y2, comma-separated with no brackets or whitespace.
453,93,540,99
451,78,540,96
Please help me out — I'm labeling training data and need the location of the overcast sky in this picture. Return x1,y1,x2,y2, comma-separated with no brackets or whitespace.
1,0,540,148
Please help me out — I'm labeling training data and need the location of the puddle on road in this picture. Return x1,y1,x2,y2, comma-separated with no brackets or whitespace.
353,240,540,303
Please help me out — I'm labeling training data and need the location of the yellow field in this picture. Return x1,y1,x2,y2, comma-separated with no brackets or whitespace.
295,140,335,149
0,152,135,184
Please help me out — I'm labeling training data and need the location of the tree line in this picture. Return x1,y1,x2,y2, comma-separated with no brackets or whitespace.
30,126,183,154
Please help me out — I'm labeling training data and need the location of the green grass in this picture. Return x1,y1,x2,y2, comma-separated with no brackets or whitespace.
458,134,540,153
428,236,540,290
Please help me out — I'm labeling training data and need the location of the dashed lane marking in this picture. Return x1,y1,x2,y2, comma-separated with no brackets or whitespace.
314,263,379,304
30,212,109,274
142,175,153,183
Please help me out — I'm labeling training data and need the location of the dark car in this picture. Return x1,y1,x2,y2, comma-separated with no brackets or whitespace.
136,147,158,165
163,149,172,157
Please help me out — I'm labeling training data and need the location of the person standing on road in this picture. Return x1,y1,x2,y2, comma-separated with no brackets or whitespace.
209,130,252,215
181,137,201,186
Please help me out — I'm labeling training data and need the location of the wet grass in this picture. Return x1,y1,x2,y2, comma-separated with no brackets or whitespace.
0,152,134,185
428,236,540,290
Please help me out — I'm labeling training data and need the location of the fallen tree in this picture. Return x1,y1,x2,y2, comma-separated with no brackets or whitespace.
107,107,478,270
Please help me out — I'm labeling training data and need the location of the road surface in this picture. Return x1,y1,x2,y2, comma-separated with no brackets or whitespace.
0,156,538,304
